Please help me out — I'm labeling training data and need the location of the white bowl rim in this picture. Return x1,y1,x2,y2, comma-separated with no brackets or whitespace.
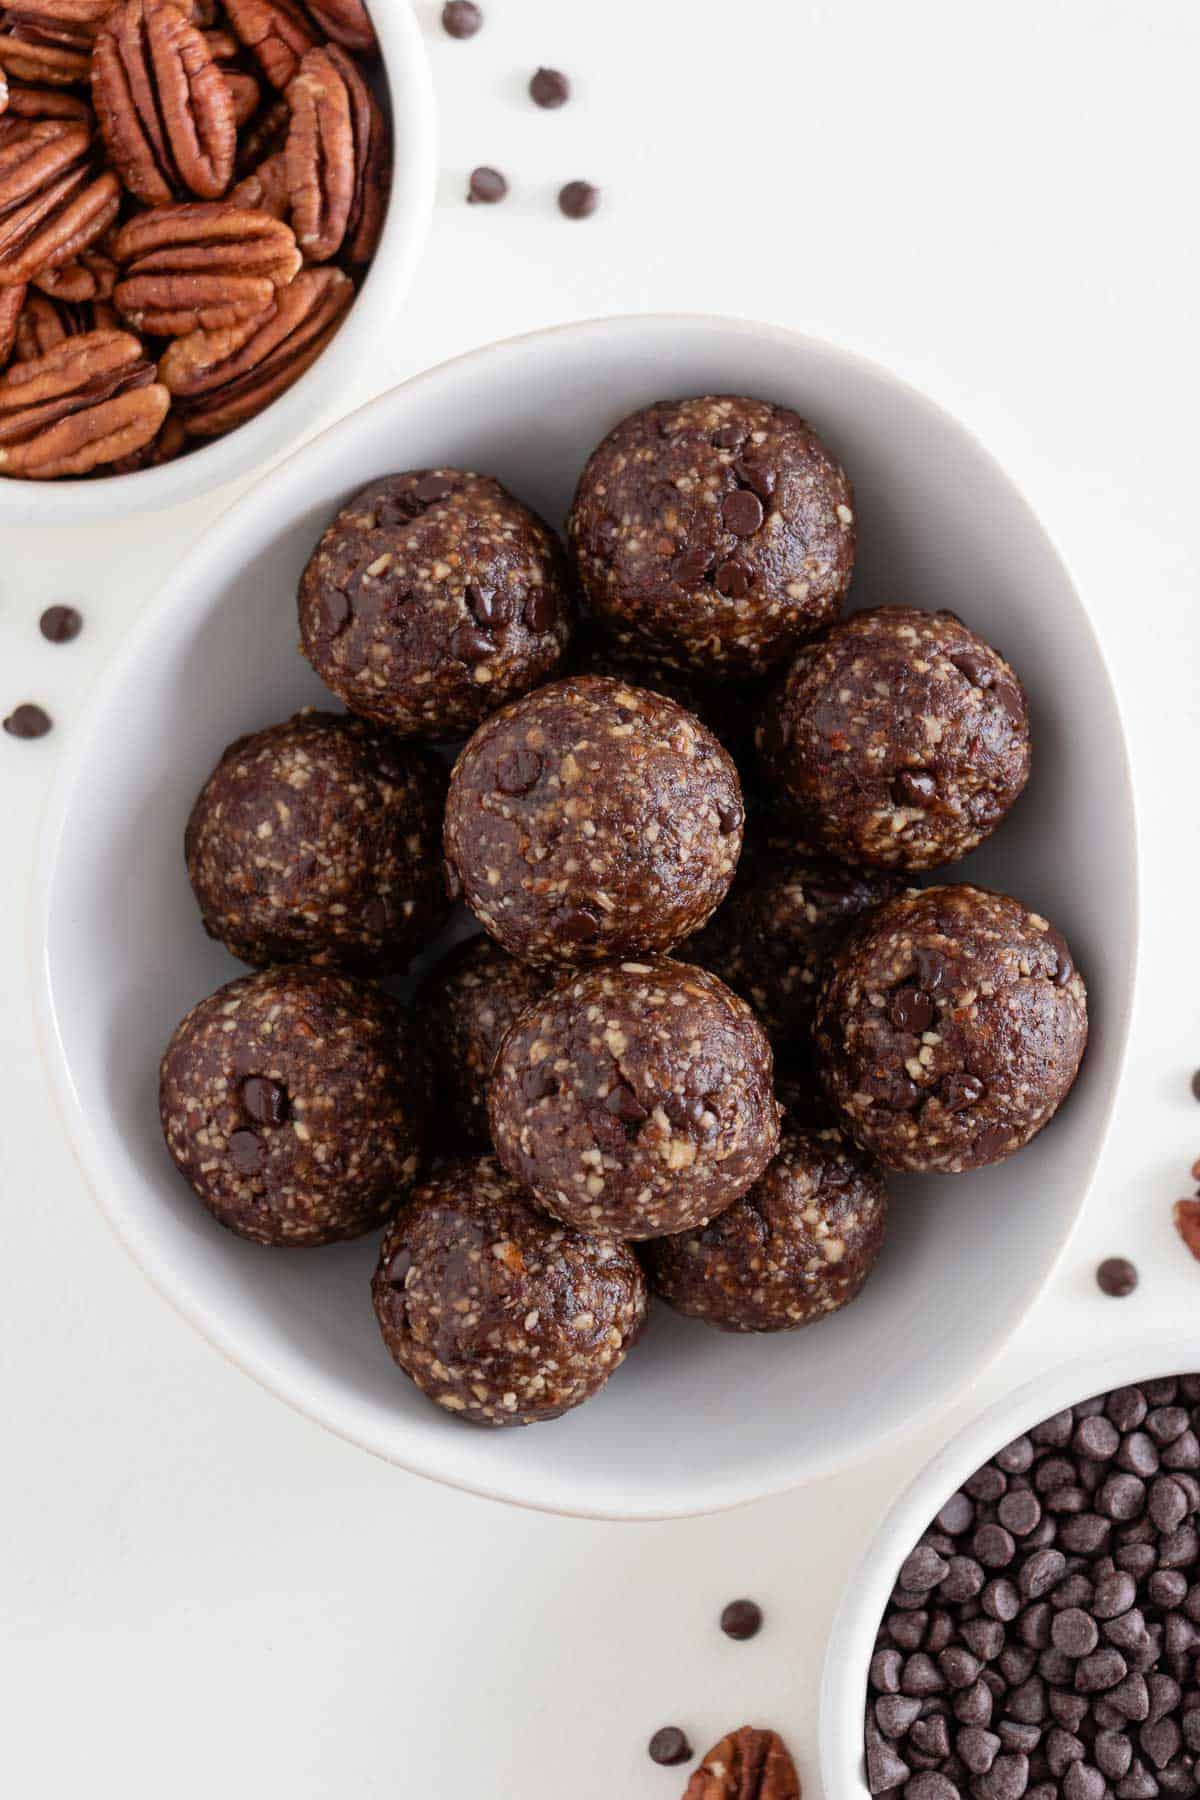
0,0,437,525
819,1335,1200,1799
30,312,1140,1520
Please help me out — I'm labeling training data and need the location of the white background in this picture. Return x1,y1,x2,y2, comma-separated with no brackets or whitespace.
3,3,1200,1794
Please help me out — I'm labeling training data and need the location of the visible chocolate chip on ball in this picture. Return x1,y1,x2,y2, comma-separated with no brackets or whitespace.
240,1076,288,1126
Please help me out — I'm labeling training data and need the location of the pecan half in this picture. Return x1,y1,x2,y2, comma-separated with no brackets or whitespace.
0,281,26,364
5,81,95,122
0,324,169,474
229,145,287,217
35,243,115,299
0,119,121,285
15,285,116,355
684,1728,801,1800
111,198,300,332
223,0,315,90
92,0,236,205
285,41,384,263
108,399,184,468
0,8,96,86
159,260,350,436
302,0,375,54
6,2,117,40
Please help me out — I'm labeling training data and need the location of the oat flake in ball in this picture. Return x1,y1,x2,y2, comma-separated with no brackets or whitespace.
298,469,573,741
567,394,855,677
643,1120,888,1332
418,933,551,1146
160,966,429,1247
756,606,1032,871
489,958,780,1239
814,884,1088,1173
443,674,744,966
371,1155,647,1426
185,709,448,974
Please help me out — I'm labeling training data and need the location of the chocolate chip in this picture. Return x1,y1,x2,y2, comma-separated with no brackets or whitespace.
558,179,599,218
468,165,507,204
941,1556,985,1602
876,1694,922,1736
938,1492,975,1535
1098,1257,1140,1297
1075,1415,1121,1460
994,682,1026,726
913,946,950,992
240,1076,288,1126
732,457,776,500
719,1598,762,1641
909,1715,950,1760
715,558,751,598
894,769,937,807
901,1546,951,1592
1077,1647,1129,1692
978,1751,1030,1800
1053,1608,1100,1658
556,905,600,944
4,703,51,738
1097,1731,1135,1780
522,1065,558,1102
902,1652,945,1696
414,473,453,504
952,648,996,689
496,748,542,795
960,1727,1003,1775
672,545,714,586
384,1246,411,1287
647,1727,692,1767
465,584,497,624
907,1771,960,1800
890,988,935,1033
974,1524,1016,1569
975,1123,1014,1161
712,424,744,450
1044,924,1074,986
722,489,764,536
1150,1479,1190,1534
1064,1763,1106,1800
228,1128,264,1174
955,1678,994,1725
1020,1548,1067,1599
604,1083,648,1125
982,1578,1021,1622
871,1649,903,1694
865,1717,910,1794
999,1491,1042,1537
1120,1433,1161,1478
441,0,482,36
524,589,559,632
716,798,740,835
321,586,350,635
942,1072,986,1114
449,623,495,664
529,66,569,107
1142,1717,1183,1769
39,604,82,643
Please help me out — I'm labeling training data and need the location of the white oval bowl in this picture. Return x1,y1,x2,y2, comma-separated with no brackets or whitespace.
0,1,436,524
820,1338,1200,1798
34,315,1138,1520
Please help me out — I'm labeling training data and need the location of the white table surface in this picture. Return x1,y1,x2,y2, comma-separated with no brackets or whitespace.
4,3,1199,1795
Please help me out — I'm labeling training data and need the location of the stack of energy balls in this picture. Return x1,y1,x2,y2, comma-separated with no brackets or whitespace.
159,396,1089,1430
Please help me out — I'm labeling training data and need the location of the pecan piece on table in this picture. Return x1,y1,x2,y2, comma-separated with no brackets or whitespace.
111,198,301,332
159,259,351,436
229,145,287,218
223,0,316,90
0,119,121,285
92,0,237,205
683,1728,801,1800
302,0,376,55
285,40,385,264
0,324,168,474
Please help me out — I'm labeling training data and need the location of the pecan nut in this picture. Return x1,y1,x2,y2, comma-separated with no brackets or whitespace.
223,67,260,127
0,119,121,284
0,324,169,474
159,260,350,436
111,198,301,332
0,281,26,365
285,40,384,263
302,0,376,54
0,14,93,87
684,1728,801,1800
229,145,287,217
223,0,316,90
92,0,237,205
35,243,115,300
4,81,94,123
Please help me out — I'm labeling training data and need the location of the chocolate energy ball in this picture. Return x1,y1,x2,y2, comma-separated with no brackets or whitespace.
159,966,429,1247
489,958,780,1239
184,710,448,974
298,469,573,741
642,1119,888,1332
683,841,908,1050
814,884,1088,1173
756,606,1032,871
443,675,744,966
371,1156,647,1426
418,934,551,1146
566,394,855,677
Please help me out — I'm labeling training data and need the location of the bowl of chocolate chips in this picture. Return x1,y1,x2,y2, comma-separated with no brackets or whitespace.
0,0,435,519
823,1344,1200,1800
36,314,1137,1517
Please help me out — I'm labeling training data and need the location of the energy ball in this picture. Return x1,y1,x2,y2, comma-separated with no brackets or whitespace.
642,1120,888,1332
566,394,854,677
371,1155,647,1426
184,709,448,974
813,884,1088,1173
298,469,573,741
160,966,429,1247
756,606,1032,871
489,958,780,1239
418,934,551,1146
443,675,744,966
683,841,907,1049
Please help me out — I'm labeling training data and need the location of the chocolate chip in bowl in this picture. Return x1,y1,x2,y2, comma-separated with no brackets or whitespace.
0,0,436,515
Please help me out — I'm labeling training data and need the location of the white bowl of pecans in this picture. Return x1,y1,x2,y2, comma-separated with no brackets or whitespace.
0,0,435,520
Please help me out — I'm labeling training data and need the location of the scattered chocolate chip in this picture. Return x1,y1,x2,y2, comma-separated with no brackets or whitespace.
468,165,508,204
4,703,51,738
1098,1257,1140,1297
449,623,495,664
1044,925,1074,986
722,489,764,537
39,604,82,644
529,66,569,108
558,179,599,219
720,1598,763,1641
524,589,559,632
604,1083,648,1125
321,587,350,635
732,456,776,501
672,545,714,586
890,988,935,1033
556,905,599,944
894,769,937,807
496,747,542,796
647,1726,692,1767
712,424,744,450
384,1246,412,1287
715,558,751,598
414,473,453,504
941,1072,986,1114
951,649,996,689
240,1076,288,1126
228,1128,265,1174
441,0,482,36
